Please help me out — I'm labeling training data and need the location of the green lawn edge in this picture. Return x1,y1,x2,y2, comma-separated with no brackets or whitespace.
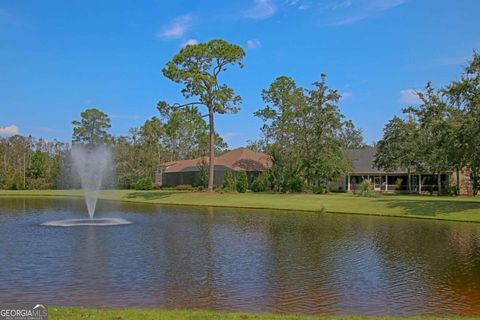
1,189,480,223
48,307,480,320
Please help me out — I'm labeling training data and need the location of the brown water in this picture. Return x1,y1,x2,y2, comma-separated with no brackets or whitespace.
0,197,479,316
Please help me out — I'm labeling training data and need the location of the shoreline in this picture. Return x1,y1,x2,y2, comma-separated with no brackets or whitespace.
49,307,480,320
1,189,480,224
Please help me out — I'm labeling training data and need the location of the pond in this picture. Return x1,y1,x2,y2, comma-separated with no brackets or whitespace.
0,197,480,316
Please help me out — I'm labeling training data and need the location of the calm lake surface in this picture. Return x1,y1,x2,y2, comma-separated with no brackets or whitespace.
0,197,480,316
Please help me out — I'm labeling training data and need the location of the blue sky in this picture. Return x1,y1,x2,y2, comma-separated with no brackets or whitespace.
1,0,479,147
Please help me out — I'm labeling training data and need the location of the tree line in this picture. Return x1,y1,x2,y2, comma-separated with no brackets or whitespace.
375,52,480,195
0,105,227,190
0,39,364,192
1,39,477,195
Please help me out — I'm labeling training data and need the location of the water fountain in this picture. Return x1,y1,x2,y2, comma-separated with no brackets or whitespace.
71,144,111,219
42,144,131,227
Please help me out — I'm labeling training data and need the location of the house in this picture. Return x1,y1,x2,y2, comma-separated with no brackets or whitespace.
157,146,474,195
156,147,272,187
334,147,473,195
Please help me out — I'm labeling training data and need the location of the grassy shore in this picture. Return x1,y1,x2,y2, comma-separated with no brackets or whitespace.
1,189,480,223
49,307,479,320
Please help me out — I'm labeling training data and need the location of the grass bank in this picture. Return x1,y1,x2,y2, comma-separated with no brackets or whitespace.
1,189,480,223
49,307,479,320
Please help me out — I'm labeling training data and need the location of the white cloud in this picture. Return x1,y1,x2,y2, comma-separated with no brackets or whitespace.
399,89,422,104
331,0,352,10
285,0,313,10
181,39,199,47
247,39,262,49
245,0,277,20
221,131,242,144
298,3,312,10
375,0,407,11
341,91,352,99
286,0,300,6
332,0,407,26
437,55,470,66
157,14,193,39
0,124,19,137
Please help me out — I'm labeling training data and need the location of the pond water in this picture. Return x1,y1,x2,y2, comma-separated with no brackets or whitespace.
0,197,480,316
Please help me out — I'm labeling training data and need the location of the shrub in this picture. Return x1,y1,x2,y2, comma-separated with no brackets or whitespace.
427,184,434,195
360,179,373,197
285,176,305,193
251,172,270,192
135,177,153,190
236,170,248,193
441,186,457,196
223,169,235,191
330,187,346,193
176,184,193,191
312,185,326,194
198,160,209,188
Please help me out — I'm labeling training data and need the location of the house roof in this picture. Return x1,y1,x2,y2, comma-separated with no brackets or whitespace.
162,147,272,173
162,146,408,175
347,147,407,174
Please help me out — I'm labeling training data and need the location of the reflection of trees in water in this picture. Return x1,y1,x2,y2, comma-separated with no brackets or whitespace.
223,212,480,315
369,219,480,314
137,207,225,308
264,214,391,315
6,198,480,315
0,197,87,215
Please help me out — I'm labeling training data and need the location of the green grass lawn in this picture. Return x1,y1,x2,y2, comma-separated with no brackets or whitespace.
49,307,479,320
1,189,480,223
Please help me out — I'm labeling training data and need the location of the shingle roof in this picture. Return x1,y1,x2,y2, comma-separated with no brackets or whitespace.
347,147,407,174
163,146,407,175
162,148,272,173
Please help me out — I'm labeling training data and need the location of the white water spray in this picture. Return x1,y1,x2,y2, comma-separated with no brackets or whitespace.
71,145,112,219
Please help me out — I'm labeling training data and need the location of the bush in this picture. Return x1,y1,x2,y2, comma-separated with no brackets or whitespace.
135,177,153,190
214,186,226,193
176,184,193,191
251,172,270,192
360,179,374,197
312,185,326,194
427,184,434,195
236,170,248,193
223,169,235,191
284,176,305,193
198,161,209,188
441,186,457,196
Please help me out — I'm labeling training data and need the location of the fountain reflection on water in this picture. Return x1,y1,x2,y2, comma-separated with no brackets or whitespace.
42,217,132,227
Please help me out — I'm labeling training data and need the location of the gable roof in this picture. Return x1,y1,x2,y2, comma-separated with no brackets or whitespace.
162,147,272,173
347,147,407,174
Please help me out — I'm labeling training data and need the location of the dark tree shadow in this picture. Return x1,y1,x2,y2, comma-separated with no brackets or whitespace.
124,191,176,201
379,197,480,217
